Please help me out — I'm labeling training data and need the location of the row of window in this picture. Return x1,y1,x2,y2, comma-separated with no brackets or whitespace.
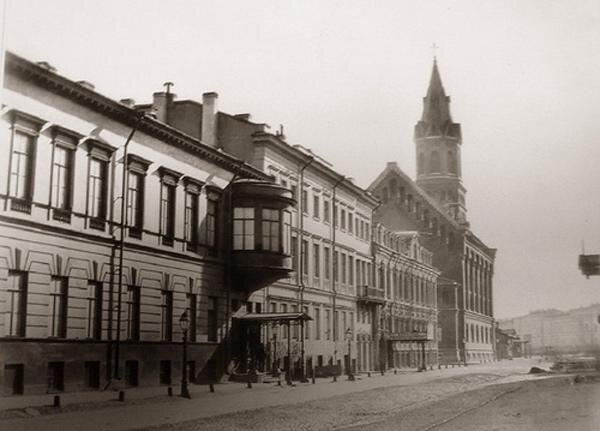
466,323,491,344
6,116,219,249
377,265,437,307
267,301,357,342
232,207,290,253
283,178,371,242
290,238,373,288
4,271,219,343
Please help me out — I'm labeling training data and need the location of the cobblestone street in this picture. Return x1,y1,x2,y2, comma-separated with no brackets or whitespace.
0,359,561,431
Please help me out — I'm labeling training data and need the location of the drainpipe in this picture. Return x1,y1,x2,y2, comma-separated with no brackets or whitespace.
113,112,145,381
298,156,314,382
369,201,382,370
224,162,243,377
331,175,346,373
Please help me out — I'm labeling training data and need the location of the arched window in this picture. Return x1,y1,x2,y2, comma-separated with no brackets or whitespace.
448,151,457,174
430,151,441,173
418,153,425,174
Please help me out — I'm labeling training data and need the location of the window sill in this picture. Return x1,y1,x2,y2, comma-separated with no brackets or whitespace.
89,217,106,231
52,208,72,223
161,236,174,247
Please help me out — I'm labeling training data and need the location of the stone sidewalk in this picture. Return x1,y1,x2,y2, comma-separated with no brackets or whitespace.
0,359,544,431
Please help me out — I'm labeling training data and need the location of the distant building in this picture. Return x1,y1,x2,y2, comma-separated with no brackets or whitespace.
369,60,497,364
499,304,600,355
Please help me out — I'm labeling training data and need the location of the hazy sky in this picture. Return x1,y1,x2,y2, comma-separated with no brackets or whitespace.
4,0,600,318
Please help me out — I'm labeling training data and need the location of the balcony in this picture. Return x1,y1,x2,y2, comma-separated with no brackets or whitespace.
356,285,386,304
230,179,295,293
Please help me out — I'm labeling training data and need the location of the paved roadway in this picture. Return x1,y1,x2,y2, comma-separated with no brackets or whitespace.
0,359,553,431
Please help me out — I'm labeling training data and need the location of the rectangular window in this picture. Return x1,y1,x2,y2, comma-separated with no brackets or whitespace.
9,130,35,202
348,213,353,234
313,244,320,278
47,362,64,392
184,191,199,247
355,218,360,237
341,253,347,284
49,276,68,338
282,210,291,255
323,200,330,223
360,220,365,239
207,297,218,342
325,309,331,340
87,281,103,339
324,247,330,280
262,208,280,252
6,271,27,337
127,285,141,340
127,171,144,236
85,361,100,389
365,223,370,241
160,182,176,245
160,360,172,385
88,158,108,222
292,304,299,338
51,145,74,211
233,207,255,250
290,184,297,204
334,310,339,341
205,194,219,248
301,190,308,214
333,251,339,282
4,364,24,395
340,209,346,230
125,360,139,387
291,236,298,272
161,290,173,341
313,194,320,218
301,239,309,276
187,293,197,342
333,206,338,228
281,304,288,339
314,307,321,340
348,257,354,286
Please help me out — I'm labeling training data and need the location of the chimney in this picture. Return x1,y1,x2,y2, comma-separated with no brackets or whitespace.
201,92,219,148
152,82,176,124
36,61,57,73
76,80,95,91
119,98,136,108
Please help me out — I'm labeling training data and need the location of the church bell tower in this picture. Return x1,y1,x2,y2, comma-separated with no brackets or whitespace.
414,59,468,225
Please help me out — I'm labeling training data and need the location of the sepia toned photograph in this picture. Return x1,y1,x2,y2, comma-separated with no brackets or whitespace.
1,1,599,430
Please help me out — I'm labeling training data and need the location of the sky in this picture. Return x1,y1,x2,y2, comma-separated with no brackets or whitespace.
3,0,600,319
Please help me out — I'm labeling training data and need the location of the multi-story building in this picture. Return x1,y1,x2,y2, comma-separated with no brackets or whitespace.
0,52,295,395
134,91,381,377
371,225,440,370
369,59,496,364
499,304,600,355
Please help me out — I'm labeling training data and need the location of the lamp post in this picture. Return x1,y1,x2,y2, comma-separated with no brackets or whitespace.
179,310,191,399
345,328,355,381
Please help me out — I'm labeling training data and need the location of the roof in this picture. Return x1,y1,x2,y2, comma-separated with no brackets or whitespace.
235,312,312,323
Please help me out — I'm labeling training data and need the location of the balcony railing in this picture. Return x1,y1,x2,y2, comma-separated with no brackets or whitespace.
356,285,386,304
10,198,32,214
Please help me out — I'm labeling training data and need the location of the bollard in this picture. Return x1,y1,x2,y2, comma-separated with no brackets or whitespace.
53,395,60,408
277,379,282,386
367,371,371,377
118,390,125,402
167,386,173,396
438,364,441,370
312,373,316,384
394,369,397,375
209,383,215,393
333,374,337,382
381,370,384,376
247,380,252,389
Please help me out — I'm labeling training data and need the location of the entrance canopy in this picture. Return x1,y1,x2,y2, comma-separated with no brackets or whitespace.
235,312,312,324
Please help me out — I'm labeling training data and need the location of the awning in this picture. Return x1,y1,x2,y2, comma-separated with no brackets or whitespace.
235,312,312,324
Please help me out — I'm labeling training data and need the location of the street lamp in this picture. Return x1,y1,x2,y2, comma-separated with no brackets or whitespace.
345,328,355,381
179,310,191,399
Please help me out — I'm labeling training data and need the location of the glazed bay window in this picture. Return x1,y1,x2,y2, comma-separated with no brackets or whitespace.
262,208,280,252
6,271,28,337
233,208,255,250
49,276,68,338
50,134,76,222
